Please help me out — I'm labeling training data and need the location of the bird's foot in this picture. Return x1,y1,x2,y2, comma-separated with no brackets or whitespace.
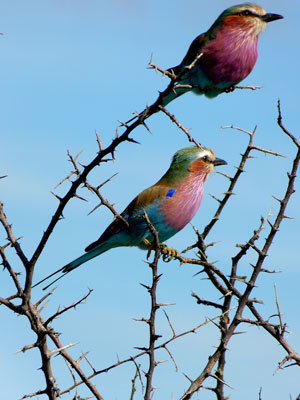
225,85,236,93
160,243,180,262
144,239,180,261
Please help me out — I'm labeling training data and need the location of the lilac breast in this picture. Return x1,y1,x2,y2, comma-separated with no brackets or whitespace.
199,27,258,86
160,177,205,231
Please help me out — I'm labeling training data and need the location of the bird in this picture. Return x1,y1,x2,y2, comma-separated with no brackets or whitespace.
33,146,227,289
161,3,283,106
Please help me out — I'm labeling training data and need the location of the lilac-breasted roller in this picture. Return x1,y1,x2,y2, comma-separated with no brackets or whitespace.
34,147,226,289
161,3,283,106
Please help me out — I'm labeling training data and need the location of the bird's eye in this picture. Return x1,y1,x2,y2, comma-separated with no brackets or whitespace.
240,10,253,17
202,155,209,162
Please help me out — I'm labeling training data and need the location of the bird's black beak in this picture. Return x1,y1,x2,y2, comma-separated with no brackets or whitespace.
261,13,283,23
213,158,227,167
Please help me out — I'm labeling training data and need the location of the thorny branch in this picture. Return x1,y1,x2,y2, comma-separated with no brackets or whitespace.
158,106,201,147
141,212,163,400
60,307,236,395
186,124,284,252
176,102,300,399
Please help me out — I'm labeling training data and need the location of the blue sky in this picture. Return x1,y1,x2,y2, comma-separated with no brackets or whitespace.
1,1,299,399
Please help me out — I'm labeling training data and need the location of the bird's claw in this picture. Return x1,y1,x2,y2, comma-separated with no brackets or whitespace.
160,244,180,262
225,85,236,93
144,239,180,261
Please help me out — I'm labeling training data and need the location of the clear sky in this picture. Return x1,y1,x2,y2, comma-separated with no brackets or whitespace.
1,1,299,399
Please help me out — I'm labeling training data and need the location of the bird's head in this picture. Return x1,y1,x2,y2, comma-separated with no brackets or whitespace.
171,146,227,178
212,3,283,37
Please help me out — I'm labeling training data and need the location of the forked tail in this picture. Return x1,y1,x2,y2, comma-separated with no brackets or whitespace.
32,244,106,290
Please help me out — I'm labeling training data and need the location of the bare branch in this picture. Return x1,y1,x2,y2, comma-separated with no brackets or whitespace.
157,106,201,147
0,202,28,268
235,84,263,90
274,283,285,334
45,289,93,325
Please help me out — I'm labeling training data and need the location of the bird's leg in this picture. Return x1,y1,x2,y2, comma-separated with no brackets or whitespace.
144,238,156,259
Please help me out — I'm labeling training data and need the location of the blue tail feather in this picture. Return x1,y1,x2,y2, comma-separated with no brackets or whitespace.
32,243,109,290
161,86,189,107
63,245,106,273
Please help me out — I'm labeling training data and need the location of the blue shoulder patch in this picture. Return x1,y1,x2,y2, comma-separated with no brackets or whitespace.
166,189,175,198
